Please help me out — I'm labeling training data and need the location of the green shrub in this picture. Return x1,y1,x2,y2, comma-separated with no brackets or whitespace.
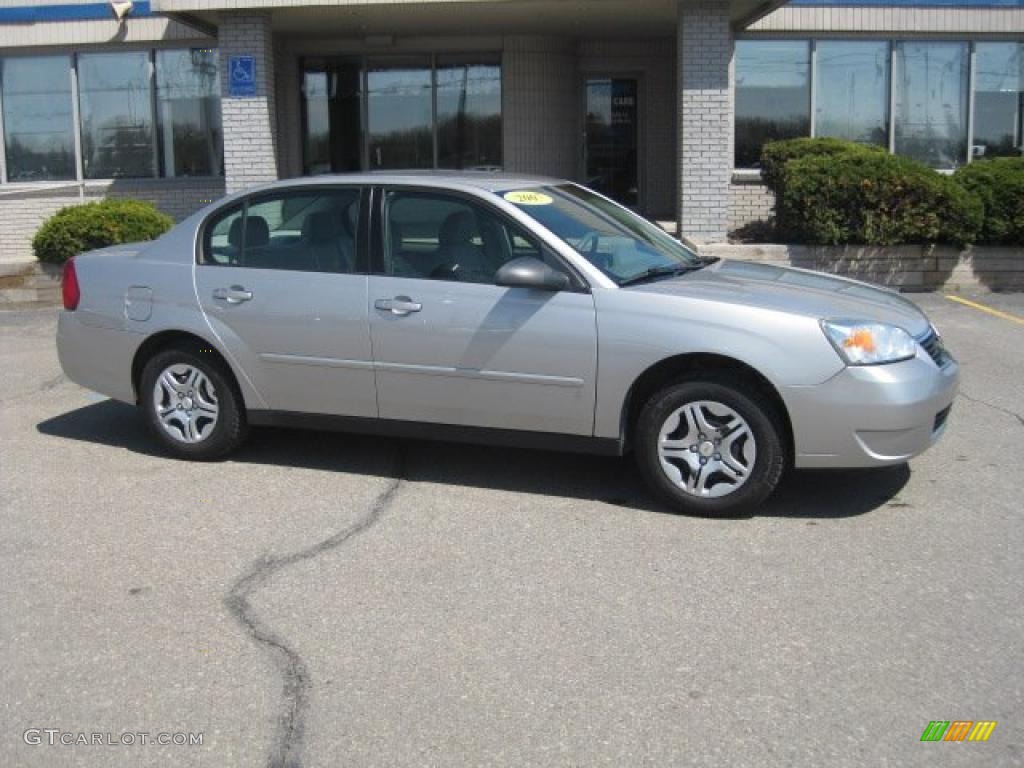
953,157,1024,245
775,150,982,246
32,199,173,264
760,137,885,196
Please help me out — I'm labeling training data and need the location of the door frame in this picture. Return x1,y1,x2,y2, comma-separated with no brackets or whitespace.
579,72,646,213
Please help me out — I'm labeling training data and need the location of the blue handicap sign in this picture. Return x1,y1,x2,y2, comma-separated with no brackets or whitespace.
228,55,256,97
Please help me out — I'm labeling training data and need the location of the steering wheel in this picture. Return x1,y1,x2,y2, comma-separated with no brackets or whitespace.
430,262,463,281
575,230,603,258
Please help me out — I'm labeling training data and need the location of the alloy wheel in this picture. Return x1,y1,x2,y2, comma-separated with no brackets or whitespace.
152,363,220,444
657,400,756,498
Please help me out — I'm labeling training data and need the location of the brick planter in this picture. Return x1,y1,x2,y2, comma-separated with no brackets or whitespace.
699,243,1024,292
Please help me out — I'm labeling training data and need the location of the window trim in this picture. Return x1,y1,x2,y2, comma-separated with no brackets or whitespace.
196,184,368,274
0,45,223,185
300,52,504,176
0,52,78,184
733,35,1020,171
371,184,591,293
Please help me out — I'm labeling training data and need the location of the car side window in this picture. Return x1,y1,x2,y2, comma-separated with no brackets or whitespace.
203,204,244,266
382,190,567,286
202,189,362,273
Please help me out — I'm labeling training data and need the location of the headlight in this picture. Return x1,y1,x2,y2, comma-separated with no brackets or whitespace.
821,319,917,365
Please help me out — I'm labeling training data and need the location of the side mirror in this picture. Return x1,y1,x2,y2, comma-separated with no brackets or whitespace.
494,256,571,292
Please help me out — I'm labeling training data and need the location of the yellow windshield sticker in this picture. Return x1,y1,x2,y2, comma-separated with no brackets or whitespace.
503,190,553,206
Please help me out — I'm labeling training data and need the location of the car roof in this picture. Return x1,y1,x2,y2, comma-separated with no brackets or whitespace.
240,170,566,196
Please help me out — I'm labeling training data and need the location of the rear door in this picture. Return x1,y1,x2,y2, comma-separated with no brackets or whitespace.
195,186,378,417
367,187,598,436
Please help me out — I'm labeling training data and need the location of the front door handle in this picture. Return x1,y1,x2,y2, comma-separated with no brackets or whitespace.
375,296,422,316
213,285,253,304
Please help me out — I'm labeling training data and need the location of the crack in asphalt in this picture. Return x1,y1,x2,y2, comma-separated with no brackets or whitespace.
224,448,406,768
0,373,68,405
958,391,1024,428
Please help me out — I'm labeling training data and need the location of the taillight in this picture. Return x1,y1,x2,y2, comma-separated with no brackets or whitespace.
62,258,80,310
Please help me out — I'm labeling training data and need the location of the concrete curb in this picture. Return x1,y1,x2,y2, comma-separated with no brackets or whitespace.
0,262,62,309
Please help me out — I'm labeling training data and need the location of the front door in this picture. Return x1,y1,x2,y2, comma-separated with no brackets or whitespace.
584,77,640,209
195,186,378,418
367,188,598,436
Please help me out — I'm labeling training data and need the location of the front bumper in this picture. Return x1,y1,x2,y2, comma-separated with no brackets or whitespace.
783,348,959,469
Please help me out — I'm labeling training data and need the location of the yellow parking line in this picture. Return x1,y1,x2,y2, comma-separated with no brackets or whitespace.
945,295,1024,326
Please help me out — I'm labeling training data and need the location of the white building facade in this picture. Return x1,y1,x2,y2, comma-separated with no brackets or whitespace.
0,0,1021,263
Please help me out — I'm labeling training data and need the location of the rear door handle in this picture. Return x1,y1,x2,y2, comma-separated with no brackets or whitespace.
374,296,422,316
213,285,253,304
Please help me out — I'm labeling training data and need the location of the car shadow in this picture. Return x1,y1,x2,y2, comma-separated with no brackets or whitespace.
37,400,910,520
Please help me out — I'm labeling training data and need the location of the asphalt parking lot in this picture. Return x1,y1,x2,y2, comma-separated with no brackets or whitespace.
1,293,1022,768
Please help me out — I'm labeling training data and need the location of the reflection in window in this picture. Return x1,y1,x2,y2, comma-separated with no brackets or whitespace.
894,42,969,168
78,52,155,178
816,41,889,147
367,59,433,170
436,56,502,170
302,60,363,175
973,43,1023,159
156,50,222,177
735,40,810,167
303,71,331,175
1,56,75,181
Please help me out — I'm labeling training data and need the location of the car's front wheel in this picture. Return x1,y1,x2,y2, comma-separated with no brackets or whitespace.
635,377,786,516
140,346,247,460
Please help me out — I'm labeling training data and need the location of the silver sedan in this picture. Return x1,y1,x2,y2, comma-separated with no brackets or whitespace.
56,173,958,515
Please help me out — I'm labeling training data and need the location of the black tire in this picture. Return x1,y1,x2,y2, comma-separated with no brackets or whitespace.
139,344,247,460
635,376,786,517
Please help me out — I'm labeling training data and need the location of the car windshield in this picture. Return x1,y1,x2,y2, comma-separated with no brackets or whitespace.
497,184,704,285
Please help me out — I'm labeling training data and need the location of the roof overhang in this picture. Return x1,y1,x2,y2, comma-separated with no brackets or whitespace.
150,0,789,38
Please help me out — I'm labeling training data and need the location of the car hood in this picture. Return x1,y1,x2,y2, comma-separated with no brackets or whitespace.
627,259,931,337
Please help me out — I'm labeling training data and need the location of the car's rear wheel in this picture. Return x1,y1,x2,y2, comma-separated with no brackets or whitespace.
140,346,247,459
635,377,785,516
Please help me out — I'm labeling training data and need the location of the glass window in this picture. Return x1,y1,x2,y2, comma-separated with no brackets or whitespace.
585,78,640,208
202,203,244,266
499,184,703,286
383,190,556,285
894,42,969,168
735,40,811,168
302,70,332,175
973,42,1023,159
301,55,503,174
156,49,222,177
436,56,502,170
203,190,361,273
815,41,890,147
1,56,75,181
367,58,433,170
301,59,363,175
78,52,156,178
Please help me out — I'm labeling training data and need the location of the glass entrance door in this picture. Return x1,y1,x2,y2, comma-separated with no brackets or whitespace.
584,78,640,209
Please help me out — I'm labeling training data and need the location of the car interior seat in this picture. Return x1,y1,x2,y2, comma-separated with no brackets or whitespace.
301,210,353,273
229,216,270,267
434,210,491,282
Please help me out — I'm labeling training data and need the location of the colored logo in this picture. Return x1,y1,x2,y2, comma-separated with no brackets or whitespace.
504,191,553,206
228,56,256,97
920,721,997,742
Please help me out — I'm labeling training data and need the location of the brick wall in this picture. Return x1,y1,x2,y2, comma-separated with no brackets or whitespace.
677,0,733,242
503,37,578,180
729,179,774,232
218,13,279,194
0,178,225,264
